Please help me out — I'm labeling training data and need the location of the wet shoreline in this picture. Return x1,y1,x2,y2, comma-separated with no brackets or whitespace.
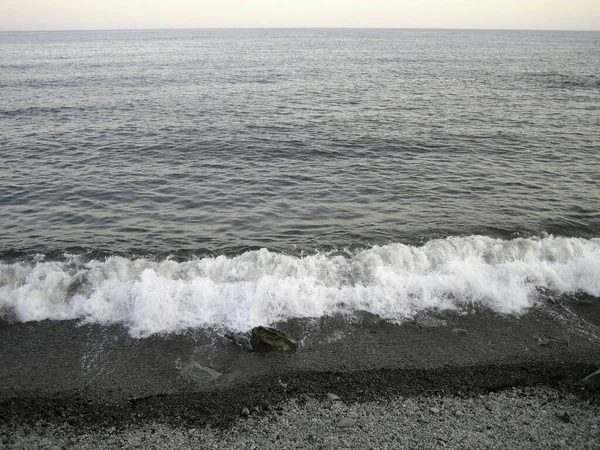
1,300,599,431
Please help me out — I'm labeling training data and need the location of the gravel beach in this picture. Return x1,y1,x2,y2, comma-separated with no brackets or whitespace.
2,387,599,449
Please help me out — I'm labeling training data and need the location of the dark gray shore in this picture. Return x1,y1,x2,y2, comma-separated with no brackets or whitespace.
1,298,599,448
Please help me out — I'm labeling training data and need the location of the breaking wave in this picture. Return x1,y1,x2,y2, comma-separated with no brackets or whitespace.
1,235,599,337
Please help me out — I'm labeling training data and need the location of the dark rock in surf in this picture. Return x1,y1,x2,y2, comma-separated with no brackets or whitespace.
357,311,385,327
250,326,299,353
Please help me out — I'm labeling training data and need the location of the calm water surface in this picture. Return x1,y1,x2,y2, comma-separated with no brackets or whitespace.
1,29,599,256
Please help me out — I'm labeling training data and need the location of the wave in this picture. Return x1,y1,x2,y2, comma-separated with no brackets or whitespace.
527,72,600,91
0,105,85,118
1,235,599,337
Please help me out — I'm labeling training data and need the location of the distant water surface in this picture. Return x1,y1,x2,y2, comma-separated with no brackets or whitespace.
1,29,599,255
0,29,599,334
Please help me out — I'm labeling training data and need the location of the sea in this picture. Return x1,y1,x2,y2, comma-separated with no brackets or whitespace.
1,28,599,338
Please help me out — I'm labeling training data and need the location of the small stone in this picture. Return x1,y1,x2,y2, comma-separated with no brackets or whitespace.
241,407,250,417
337,418,357,428
538,338,551,346
429,407,440,414
327,393,340,401
251,406,261,414
180,362,222,385
454,410,464,417
278,380,288,389
225,334,253,352
556,411,572,423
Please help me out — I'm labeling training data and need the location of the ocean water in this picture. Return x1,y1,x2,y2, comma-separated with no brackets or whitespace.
1,29,599,336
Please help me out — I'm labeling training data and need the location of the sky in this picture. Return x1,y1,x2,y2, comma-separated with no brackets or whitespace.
1,0,599,31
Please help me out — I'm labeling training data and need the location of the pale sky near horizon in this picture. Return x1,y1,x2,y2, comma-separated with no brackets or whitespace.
1,0,599,31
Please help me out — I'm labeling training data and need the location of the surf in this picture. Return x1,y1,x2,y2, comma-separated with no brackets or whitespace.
1,235,599,337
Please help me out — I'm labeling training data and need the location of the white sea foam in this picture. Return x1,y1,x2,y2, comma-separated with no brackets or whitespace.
1,235,599,337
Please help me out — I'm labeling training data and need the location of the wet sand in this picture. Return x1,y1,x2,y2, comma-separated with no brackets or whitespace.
1,298,599,447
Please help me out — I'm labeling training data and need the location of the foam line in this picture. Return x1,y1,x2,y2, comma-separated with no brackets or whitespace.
1,236,599,337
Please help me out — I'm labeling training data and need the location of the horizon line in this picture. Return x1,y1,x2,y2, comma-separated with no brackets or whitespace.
1,26,599,33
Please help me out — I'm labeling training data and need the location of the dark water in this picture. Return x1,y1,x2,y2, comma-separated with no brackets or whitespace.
1,29,600,335
1,29,599,256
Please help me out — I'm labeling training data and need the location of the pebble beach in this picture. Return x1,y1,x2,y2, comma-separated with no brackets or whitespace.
2,387,599,449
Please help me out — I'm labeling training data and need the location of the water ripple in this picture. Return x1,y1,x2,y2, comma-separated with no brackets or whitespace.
1,29,599,255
